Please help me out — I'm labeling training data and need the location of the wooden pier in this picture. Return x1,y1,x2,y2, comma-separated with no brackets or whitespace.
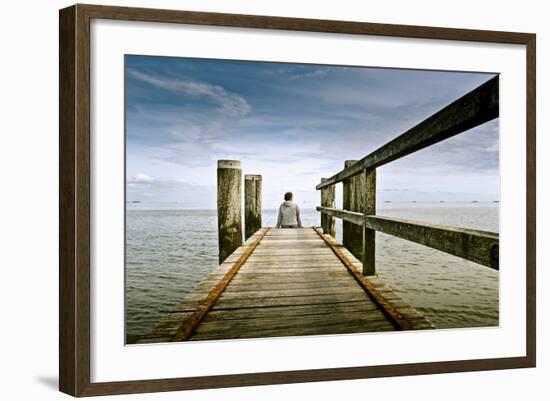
138,227,433,343
137,75,499,344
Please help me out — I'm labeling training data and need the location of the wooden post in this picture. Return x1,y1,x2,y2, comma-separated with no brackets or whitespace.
244,174,262,240
217,160,243,264
320,178,336,237
343,160,365,262
362,169,376,275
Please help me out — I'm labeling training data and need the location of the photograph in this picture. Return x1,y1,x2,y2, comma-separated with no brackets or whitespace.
124,55,500,344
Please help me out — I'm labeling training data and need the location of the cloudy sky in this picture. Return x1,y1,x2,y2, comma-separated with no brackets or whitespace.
125,55,499,209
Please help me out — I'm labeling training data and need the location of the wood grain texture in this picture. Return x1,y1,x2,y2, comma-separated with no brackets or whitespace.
245,174,262,240
173,228,269,341
140,228,432,344
59,4,536,396
217,160,243,263
364,215,499,269
362,169,376,275
59,4,92,397
320,178,336,237
59,5,76,395
342,160,365,262
316,207,500,269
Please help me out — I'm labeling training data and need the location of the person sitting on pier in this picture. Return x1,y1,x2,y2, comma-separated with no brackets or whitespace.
276,192,303,228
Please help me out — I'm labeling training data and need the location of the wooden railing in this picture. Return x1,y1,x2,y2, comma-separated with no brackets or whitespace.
316,76,499,275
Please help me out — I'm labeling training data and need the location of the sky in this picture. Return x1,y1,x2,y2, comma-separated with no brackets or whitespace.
125,55,499,209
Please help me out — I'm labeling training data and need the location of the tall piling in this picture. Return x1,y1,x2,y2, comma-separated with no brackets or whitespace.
217,160,243,264
343,160,365,262
244,174,262,240
320,178,336,237
362,169,376,275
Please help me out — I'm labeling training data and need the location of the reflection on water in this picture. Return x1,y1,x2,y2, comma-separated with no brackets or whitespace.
125,202,498,341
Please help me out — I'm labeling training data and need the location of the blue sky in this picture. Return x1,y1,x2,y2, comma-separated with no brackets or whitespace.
125,56,499,209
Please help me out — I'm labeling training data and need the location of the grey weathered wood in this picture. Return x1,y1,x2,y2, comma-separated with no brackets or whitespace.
343,160,365,262
317,207,499,269
316,206,363,225
195,309,393,335
244,174,262,240
316,76,499,189
320,178,336,237
364,215,499,269
203,302,379,322
217,160,243,263
362,169,376,275
212,292,373,309
216,286,366,300
191,319,395,340
140,228,434,343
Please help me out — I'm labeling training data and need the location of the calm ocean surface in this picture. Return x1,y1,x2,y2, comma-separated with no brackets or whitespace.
126,202,499,342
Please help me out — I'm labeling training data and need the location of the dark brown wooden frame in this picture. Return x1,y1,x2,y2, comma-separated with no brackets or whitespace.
59,3,536,397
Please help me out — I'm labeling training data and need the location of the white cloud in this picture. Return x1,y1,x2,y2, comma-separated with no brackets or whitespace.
128,69,251,117
289,68,329,80
129,173,154,184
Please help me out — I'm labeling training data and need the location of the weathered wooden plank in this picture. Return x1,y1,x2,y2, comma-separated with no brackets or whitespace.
261,236,322,239
225,255,340,264
192,313,395,340
196,309,391,333
256,239,323,243
203,301,380,322
364,215,499,269
171,228,270,341
191,322,395,341
244,250,337,257
136,337,174,344
223,262,349,270
316,206,363,225
242,258,341,265
252,245,330,250
194,277,359,292
316,75,499,189
246,254,340,261
315,209,499,269
140,227,434,343
234,268,344,274
269,227,311,237
184,282,363,302
204,270,353,282
212,292,373,309
218,286,366,300
240,266,347,273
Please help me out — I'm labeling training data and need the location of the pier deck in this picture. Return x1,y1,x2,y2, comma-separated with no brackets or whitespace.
138,227,433,343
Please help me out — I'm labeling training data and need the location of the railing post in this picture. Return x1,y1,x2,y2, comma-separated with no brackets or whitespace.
320,178,336,237
343,160,365,261
217,160,243,264
363,168,376,275
244,174,262,240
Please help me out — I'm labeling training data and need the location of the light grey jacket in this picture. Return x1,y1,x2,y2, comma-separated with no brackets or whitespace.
276,201,302,228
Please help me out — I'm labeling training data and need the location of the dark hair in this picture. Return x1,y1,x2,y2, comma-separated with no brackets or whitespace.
284,192,293,201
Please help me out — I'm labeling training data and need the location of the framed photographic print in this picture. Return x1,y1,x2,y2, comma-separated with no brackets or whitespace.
59,4,536,397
